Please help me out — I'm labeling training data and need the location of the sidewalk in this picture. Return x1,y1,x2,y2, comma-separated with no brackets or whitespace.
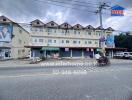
0,58,131,69
0,58,95,68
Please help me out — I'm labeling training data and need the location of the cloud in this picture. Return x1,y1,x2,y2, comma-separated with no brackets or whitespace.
103,8,132,32
0,0,132,31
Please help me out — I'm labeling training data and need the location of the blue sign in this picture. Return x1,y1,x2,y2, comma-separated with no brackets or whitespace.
106,34,115,47
0,24,13,42
111,5,125,16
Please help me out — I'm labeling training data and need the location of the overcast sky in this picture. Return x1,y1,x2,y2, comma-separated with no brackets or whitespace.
0,0,132,32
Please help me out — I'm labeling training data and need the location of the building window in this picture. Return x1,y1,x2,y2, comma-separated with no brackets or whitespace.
78,31,80,34
22,49,25,53
95,41,98,44
39,39,43,43
98,32,101,36
78,41,81,44
73,41,77,44
37,21,40,24
34,39,37,43
54,29,56,33
3,18,6,21
85,41,87,44
66,40,69,43
88,32,91,35
88,41,92,44
54,40,56,43
46,28,52,32
64,24,67,27
18,50,21,55
62,30,64,33
62,40,64,43
35,28,38,32
74,31,76,34
65,30,67,34
40,29,43,32
51,23,54,26
48,39,52,43
67,30,69,33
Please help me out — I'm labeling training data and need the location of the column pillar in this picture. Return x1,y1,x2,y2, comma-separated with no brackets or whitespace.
93,49,94,58
111,50,114,58
82,49,84,58
70,49,72,58
32,50,35,61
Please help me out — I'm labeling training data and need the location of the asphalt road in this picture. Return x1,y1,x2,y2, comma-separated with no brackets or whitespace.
0,61,132,100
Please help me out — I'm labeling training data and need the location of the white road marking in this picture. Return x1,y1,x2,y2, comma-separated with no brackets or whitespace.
0,73,53,79
0,71,88,79
0,66,132,79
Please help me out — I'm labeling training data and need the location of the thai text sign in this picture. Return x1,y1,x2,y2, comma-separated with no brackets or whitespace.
111,5,125,16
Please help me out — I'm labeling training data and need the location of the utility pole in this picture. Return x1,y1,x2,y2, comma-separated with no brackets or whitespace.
95,2,110,54
96,2,110,28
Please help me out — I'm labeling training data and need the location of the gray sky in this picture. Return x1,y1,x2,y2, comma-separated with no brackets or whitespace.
0,0,132,32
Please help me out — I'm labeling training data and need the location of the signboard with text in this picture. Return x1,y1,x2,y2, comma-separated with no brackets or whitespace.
65,48,69,51
111,5,125,16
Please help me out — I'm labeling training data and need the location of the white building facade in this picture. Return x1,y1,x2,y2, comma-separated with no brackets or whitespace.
27,19,115,58
0,16,30,60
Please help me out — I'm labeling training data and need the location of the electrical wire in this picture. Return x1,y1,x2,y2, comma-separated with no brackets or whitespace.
32,0,98,14
34,0,97,8
34,0,99,8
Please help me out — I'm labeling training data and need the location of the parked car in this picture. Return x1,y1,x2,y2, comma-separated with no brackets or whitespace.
114,52,132,59
114,52,124,59
122,52,132,59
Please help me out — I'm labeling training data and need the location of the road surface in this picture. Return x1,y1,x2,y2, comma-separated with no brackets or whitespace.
0,60,132,100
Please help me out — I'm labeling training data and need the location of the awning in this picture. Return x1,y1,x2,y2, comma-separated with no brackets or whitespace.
41,47,60,51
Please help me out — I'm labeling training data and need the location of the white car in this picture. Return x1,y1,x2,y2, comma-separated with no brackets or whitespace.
114,52,124,58
123,52,132,59
114,52,132,59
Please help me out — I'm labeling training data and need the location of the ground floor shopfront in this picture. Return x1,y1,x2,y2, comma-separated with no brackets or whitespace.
30,47,96,59
29,46,127,59
105,47,127,58
0,48,11,60
0,47,30,60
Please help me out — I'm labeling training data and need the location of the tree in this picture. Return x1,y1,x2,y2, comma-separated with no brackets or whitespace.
115,34,132,51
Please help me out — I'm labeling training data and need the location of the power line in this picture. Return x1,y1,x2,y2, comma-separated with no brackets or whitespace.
95,2,110,27
33,0,98,8
32,0,113,16
32,0,98,14
64,0,100,6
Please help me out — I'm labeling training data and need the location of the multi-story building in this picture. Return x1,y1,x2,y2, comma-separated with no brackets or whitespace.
26,19,115,58
0,16,30,60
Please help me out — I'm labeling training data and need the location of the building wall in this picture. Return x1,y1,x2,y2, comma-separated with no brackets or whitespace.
11,24,30,59
29,28,101,48
28,20,114,58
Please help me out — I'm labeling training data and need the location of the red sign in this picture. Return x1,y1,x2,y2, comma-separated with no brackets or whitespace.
112,10,124,15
